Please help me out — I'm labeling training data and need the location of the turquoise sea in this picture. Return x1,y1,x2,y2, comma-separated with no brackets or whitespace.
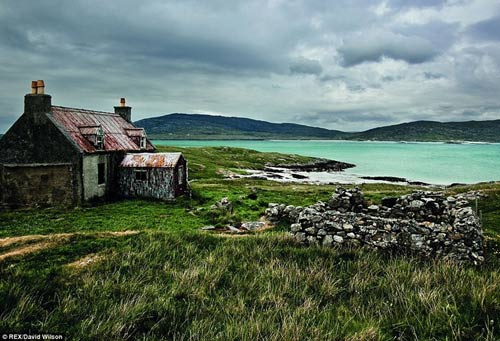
152,140,500,185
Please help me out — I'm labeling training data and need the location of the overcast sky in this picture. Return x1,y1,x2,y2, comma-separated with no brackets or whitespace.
1,0,500,132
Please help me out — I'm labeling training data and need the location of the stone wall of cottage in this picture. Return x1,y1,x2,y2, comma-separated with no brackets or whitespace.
266,187,485,264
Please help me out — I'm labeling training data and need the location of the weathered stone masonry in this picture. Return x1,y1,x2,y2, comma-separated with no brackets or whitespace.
266,187,485,264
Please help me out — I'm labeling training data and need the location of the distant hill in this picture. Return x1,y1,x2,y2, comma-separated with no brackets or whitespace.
135,113,500,142
135,113,347,140
351,120,500,143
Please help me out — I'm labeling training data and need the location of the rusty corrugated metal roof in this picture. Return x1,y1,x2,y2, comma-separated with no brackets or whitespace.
79,125,101,135
125,128,146,137
50,106,155,153
119,152,182,168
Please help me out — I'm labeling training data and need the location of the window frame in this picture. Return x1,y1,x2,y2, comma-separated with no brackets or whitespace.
140,136,147,149
134,169,147,181
95,128,105,150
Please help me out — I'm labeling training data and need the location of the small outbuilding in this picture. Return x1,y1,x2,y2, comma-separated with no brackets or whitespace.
118,152,188,200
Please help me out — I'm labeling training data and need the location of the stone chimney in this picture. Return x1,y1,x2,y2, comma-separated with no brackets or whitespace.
114,97,131,122
24,80,51,114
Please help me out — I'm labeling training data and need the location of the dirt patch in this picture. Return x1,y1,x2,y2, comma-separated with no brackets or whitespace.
96,230,139,237
0,241,58,262
0,231,139,249
0,233,72,248
0,230,140,262
66,253,105,269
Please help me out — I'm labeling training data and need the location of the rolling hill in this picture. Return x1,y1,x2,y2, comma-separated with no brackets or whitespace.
352,120,500,142
134,113,500,142
135,113,347,140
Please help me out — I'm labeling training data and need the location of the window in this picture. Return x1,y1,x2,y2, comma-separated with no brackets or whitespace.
178,165,184,185
96,130,104,150
140,136,147,149
134,170,147,181
98,163,106,185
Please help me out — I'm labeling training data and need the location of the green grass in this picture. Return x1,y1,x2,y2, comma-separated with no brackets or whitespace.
1,233,498,340
157,146,315,179
0,146,499,340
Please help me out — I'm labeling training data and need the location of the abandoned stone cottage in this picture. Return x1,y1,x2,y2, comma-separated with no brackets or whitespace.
0,81,188,207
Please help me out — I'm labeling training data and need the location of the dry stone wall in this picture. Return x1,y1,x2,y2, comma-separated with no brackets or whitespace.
266,187,485,264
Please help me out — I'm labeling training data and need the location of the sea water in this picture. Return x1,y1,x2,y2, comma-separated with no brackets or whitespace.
152,140,500,185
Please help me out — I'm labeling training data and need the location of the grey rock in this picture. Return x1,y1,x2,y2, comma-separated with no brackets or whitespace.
343,223,354,231
290,223,302,233
241,221,266,231
305,227,316,234
323,235,334,246
201,225,216,231
228,226,241,233
295,232,307,243
333,235,344,243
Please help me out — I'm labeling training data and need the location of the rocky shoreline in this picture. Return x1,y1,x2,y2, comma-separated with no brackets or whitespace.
266,158,356,172
360,176,431,186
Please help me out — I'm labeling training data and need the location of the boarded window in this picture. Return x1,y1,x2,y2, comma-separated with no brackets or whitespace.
178,165,184,185
135,170,147,181
98,163,105,184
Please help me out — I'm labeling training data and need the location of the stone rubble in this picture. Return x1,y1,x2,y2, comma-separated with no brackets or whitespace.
266,187,485,264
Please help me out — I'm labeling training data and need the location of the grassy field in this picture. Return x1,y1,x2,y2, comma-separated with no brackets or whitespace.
0,146,499,340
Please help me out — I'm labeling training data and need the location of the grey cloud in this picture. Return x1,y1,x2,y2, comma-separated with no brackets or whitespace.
395,20,459,52
0,1,292,74
452,45,500,95
338,31,439,66
423,72,444,80
293,110,396,128
0,0,500,133
289,58,323,75
387,0,447,9
319,75,346,82
466,15,500,42
381,75,404,82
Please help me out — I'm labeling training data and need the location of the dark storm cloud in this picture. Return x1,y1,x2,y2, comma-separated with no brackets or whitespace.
0,2,286,73
338,31,439,66
466,15,500,42
0,0,499,133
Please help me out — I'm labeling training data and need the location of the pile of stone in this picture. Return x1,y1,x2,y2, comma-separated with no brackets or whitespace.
210,197,233,212
203,197,267,233
266,187,485,264
328,186,366,212
379,192,455,222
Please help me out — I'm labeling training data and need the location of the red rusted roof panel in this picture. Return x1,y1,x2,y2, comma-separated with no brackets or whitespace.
79,126,101,135
125,128,146,137
50,106,155,153
119,152,182,168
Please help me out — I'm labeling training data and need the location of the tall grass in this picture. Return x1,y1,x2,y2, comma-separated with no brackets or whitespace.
1,147,499,339
1,232,498,340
